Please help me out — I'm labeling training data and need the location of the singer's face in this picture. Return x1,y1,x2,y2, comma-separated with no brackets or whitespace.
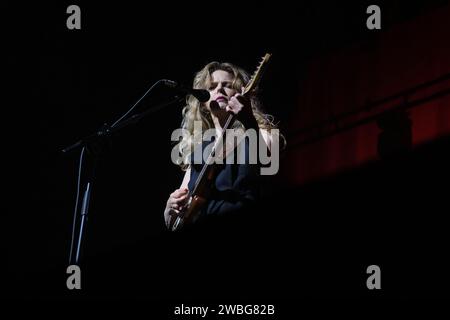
206,70,237,111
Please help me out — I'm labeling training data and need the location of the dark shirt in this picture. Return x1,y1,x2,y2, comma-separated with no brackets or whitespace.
188,136,261,219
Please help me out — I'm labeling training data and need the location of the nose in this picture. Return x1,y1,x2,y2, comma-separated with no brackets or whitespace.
214,83,226,95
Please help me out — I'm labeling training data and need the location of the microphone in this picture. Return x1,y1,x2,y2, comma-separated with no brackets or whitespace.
162,80,210,103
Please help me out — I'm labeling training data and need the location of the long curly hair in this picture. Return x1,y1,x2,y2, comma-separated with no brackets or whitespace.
176,61,283,170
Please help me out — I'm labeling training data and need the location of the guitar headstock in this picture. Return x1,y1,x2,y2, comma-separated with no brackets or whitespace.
243,53,272,96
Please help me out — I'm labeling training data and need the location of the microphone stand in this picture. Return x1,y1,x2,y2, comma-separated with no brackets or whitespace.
63,94,186,265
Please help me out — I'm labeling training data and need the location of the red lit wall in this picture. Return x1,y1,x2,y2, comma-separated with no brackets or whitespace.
282,4,450,186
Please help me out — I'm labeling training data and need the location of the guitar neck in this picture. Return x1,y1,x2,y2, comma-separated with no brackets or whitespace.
191,113,234,196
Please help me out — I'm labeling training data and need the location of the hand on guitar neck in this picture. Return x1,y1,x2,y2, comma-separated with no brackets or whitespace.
209,86,258,131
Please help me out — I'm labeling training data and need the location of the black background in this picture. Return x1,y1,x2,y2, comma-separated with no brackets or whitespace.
6,0,450,311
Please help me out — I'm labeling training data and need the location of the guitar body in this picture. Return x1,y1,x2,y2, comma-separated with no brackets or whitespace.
170,164,217,231
170,53,272,231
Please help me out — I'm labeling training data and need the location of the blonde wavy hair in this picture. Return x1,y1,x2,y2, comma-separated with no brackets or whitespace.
176,61,283,170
